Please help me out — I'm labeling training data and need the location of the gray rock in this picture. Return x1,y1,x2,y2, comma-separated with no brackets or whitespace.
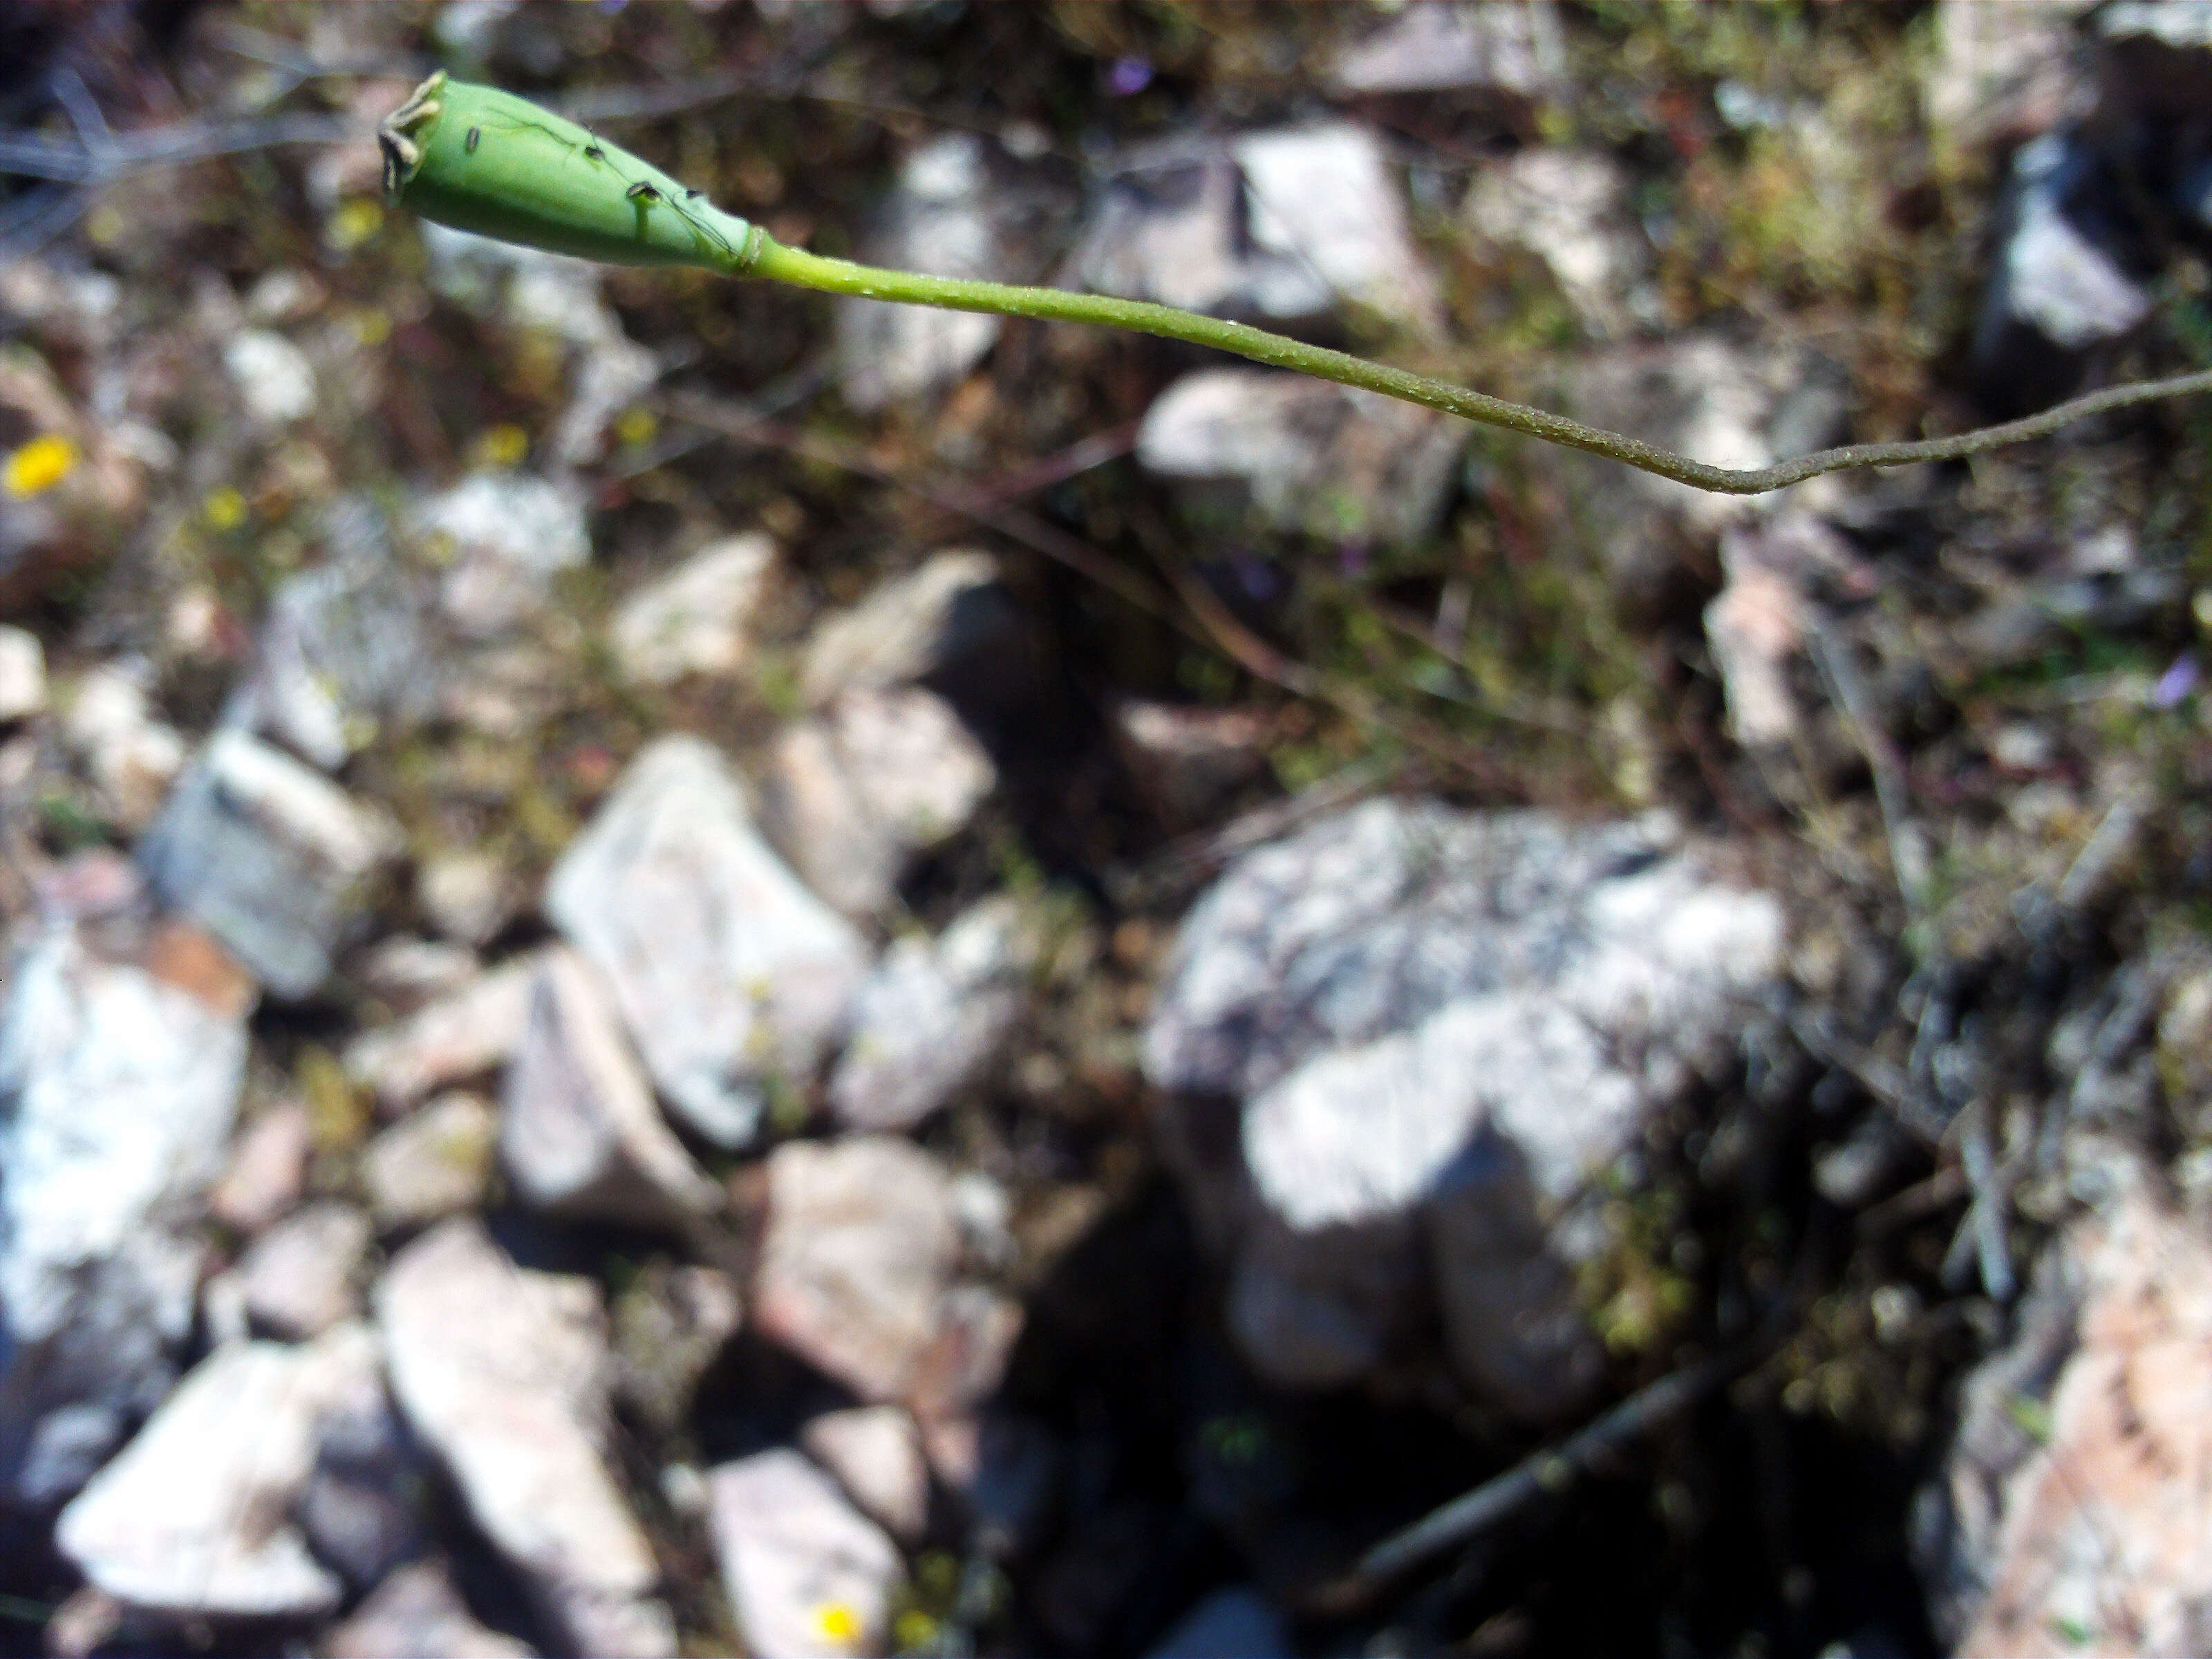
1556,332,1847,599
1329,1,1564,100
753,1137,1020,1411
376,1218,677,1658
1068,140,1332,324
762,687,997,919
59,664,185,833
140,730,403,999
1136,368,1465,546
0,926,247,1505
345,955,539,1112
223,329,317,428
359,935,482,1012
1230,124,1447,336
1463,149,1654,339
1146,1586,1293,1659
1922,1,2087,147
236,1200,371,1339
801,1405,930,1543
610,532,776,686
610,1262,742,1435
364,1091,499,1232
1914,1185,2212,1655
545,736,868,1147
234,497,438,771
297,1340,434,1593
413,473,592,639
1108,700,1274,831
1145,800,1784,1409
55,1326,377,1619
209,1100,312,1235
416,850,516,948
707,1448,906,1659
502,946,724,1230
0,624,46,723
830,897,1038,1132
837,135,1067,411
798,548,1019,709
1971,132,2150,409
326,1561,534,1659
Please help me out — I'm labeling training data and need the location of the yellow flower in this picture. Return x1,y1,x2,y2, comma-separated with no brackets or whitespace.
204,487,247,531
3,434,77,499
614,406,658,449
472,424,529,470
811,1602,863,1646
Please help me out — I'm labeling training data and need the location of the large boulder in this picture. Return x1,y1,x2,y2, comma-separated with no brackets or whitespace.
1144,800,1784,1412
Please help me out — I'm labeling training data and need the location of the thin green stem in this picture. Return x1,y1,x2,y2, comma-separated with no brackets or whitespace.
749,239,2212,497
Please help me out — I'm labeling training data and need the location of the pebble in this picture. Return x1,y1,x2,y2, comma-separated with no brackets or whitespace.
800,1405,932,1543
344,955,539,1111
140,729,404,999
1971,131,2150,409
223,328,317,427
708,1448,906,1659
0,623,46,722
545,735,868,1147
798,548,1018,708
414,472,592,639
1230,123,1447,337
1462,149,1654,338
1107,700,1273,831
209,1100,313,1234
1557,332,1847,599
0,926,247,1504
1329,1,1564,100
326,1560,534,1659
59,663,186,832
1069,138,1331,324
416,848,515,947
836,133,1062,411
236,1200,371,1339
500,946,724,1230
830,896,1038,1132
1146,800,1784,1409
610,532,776,686
376,1218,677,1658
610,1262,744,1434
1919,1186,2212,1656
362,1091,499,1232
234,496,438,771
762,686,997,917
55,1327,377,1619
753,1136,1018,1409
1136,369,1465,546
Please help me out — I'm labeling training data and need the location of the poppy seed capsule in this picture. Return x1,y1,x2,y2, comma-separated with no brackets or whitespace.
377,72,762,273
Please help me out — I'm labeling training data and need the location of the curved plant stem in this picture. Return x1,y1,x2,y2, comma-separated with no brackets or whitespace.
751,241,2212,496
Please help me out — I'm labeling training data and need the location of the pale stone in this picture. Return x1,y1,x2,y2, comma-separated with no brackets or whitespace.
801,1406,930,1542
610,532,776,685
708,1449,906,1659
500,947,724,1230
326,1560,534,1659
363,1091,498,1231
377,1219,676,1658
344,956,539,1110
0,928,247,1503
0,624,46,722
55,1327,378,1619
236,1200,370,1338
140,729,403,999
545,736,868,1147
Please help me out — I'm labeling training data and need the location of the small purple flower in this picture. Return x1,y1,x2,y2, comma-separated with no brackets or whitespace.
1107,55,1154,97
2153,653,2200,709
1338,541,1370,579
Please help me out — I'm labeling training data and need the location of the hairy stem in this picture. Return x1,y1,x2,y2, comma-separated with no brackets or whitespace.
749,240,2212,496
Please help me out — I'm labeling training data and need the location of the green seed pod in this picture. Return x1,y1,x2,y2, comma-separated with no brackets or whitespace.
379,72,760,273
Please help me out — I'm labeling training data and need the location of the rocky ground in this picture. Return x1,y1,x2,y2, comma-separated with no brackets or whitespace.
3,2,2212,1656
